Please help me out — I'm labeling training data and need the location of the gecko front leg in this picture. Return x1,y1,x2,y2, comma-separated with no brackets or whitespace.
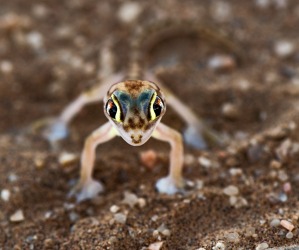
152,122,185,194
69,122,118,202
146,72,223,149
42,73,123,143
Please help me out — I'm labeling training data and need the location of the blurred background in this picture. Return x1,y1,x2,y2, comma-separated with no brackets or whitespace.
0,0,299,249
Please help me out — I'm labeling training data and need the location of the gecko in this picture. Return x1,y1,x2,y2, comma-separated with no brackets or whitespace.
41,19,245,202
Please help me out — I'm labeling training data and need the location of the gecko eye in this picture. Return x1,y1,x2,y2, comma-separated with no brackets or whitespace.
149,94,164,121
106,95,122,122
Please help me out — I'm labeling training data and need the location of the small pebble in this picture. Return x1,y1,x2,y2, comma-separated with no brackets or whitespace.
270,218,281,227
210,1,231,22
32,4,49,18
270,160,282,169
26,31,43,50
1,189,10,202
286,231,293,239
0,60,13,74
140,150,157,169
208,55,236,71
184,154,196,165
278,170,289,182
122,191,139,208
114,213,127,224
8,173,18,182
280,219,294,231
43,238,54,248
198,156,212,168
256,242,269,250
110,205,120,213
148,241,163,250
274,40,295,58
221,103,239,119
10,209,25,222
138,198,146,208
68,212,79,222
161,229,171,237
225,232,240,243
58,152,78,166
212,241,226,250
255,0,270,8
229,168,243,176
117,2,142,23
151,215,159,222
247,143,264,163
34,157,45,169
283,182,292,193
245,226,256,237
278,192,288,202
223,185,239,196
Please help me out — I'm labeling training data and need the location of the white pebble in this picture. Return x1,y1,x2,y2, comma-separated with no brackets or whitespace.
138,198,146,208
151,215,159,222
256,242,269,250
8,173,18,182
208,55,235,70
225,232,240,243
198,156,212,168
161,229,171,236
110,205,120,213
210,1,231,22
223,185,239,196
122,191,139,208
221,103,239,119
274,40,295,58
270,218,281,227
26,31,43,50
148,241,163,250
255,0,270,8
32,4,48,18
58,152,78,166
0,60,13,74
229,168,243,176
212,241,226,250
117,2,142,23
1,189,10,202
286,231,293,239
114,213,127,224
10,209,25,222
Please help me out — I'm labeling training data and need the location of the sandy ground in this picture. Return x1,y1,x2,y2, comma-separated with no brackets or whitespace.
1,0,299,249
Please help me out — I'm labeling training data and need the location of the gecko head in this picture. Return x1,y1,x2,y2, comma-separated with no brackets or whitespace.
104,80,166,146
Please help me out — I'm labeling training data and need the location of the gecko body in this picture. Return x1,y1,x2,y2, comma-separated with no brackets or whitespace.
43,20,244,202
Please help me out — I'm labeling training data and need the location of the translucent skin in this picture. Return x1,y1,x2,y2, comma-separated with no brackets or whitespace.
104,80,166,146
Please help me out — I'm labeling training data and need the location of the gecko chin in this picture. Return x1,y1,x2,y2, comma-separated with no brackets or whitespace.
117,128,153,146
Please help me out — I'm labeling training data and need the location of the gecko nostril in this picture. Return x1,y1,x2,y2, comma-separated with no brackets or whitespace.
130,134,143,144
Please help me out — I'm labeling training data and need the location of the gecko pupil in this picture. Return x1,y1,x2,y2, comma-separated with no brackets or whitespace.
107,100,117,119
153,97,163,117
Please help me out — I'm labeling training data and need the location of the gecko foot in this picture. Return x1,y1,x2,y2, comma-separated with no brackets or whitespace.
68,179,104,203
183,125,207,149
155,176,185,195
183,124,224,149
42,118,69,143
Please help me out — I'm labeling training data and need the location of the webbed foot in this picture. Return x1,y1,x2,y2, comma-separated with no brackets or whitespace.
155,176,185,195
183,124,224,149
68,179,104,203
42,118,69,143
